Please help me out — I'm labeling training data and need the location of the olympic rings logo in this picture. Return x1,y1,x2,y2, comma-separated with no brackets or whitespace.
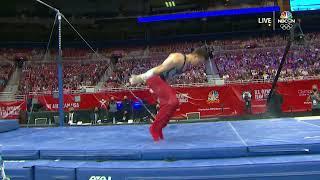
280,23,293,30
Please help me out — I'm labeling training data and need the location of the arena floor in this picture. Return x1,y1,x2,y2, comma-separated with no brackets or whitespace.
1,117,320,179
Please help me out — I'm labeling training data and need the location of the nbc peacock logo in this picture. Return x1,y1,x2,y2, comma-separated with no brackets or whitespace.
280,11,293,19
207,90,220,103
278,11,296,30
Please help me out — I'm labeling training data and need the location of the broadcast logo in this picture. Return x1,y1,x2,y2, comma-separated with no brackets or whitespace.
278,11,296,30
207,90,219,103
89,176,111,180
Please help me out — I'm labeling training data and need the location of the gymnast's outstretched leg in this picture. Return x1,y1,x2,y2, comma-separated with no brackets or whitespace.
147,76,179,141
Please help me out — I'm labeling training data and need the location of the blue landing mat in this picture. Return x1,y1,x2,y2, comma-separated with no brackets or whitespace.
4,160,49,180
300,119,320,127
77,154,320,180
4,154,320,180
0,120,19,133
1,117,320,160
0,122,246,160
231,118,320,156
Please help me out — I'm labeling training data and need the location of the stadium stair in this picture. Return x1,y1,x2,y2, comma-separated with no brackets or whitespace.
0,67,22,101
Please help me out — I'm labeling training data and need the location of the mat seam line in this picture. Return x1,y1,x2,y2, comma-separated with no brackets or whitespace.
227,122,248,146
297,120,320,128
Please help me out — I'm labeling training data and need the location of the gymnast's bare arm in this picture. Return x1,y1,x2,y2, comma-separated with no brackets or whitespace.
129,53,184,85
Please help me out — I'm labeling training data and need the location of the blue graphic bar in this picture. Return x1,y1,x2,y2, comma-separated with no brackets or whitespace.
138,6,280,23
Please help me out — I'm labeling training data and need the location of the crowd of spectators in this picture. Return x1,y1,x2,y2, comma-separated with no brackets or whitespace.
207,35,287,50
214,45,320,81
0,32,319,93
106,57,161,87
18,61,109,94
148,42,202,55
108,33,319,85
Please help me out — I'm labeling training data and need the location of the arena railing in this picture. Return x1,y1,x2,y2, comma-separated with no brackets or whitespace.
0,92,26,101
26,58,110,63
1,76,318,98
223,76,320,85
95,76,320,92
140,40,319,58
49,76,320,93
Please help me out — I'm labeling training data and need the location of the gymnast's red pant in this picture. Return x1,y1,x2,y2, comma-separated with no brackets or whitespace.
146,75,179,141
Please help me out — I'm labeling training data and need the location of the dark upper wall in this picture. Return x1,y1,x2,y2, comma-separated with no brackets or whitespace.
0,1,319,45
4,0,276,17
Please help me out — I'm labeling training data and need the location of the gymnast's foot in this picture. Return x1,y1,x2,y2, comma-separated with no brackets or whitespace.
159,128,164,140
149,126,160,142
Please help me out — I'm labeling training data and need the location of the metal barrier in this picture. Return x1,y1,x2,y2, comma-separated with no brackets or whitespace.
0,76,318,97
0,92,25,101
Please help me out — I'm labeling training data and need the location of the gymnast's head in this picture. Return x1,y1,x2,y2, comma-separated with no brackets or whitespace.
187,46,210,66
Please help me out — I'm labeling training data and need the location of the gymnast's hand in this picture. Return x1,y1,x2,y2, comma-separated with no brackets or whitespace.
129,74,144,85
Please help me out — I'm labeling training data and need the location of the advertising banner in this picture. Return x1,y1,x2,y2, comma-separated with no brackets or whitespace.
34,79,320,118
0,101,26,119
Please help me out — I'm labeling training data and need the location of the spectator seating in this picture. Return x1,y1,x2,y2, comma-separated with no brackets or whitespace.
0,32,319,93
18,61,109,94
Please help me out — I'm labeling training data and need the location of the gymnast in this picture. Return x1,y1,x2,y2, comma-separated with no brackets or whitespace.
129,47,210,141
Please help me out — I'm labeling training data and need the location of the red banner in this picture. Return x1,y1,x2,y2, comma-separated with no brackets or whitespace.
34,79,320,118
0,101,26,119
37,90,156,112
174,86,243,118
278,80,319,112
